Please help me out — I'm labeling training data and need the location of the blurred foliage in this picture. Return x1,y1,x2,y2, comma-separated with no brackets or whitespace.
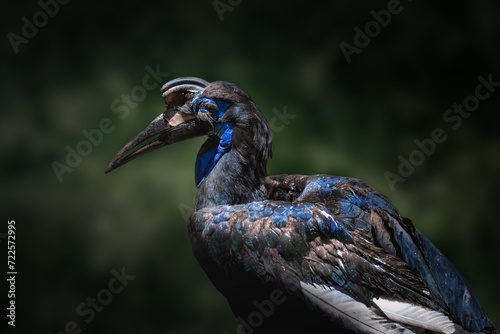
1,0,499,333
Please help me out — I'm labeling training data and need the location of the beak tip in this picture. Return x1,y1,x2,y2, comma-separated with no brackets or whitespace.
104,159,120,174
104,165,113,174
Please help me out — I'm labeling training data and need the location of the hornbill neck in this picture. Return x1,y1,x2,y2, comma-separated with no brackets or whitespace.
195,148,262,210
195,109,272,210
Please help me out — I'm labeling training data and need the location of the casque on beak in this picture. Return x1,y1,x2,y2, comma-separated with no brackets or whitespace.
104,77,211,174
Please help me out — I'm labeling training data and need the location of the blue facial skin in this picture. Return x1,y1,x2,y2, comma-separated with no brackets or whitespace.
194,98,234,186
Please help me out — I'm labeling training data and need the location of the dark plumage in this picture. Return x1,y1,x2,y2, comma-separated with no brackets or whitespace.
105,77,496,334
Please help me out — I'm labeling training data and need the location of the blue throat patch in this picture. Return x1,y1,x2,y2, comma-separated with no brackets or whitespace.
194,99,233,186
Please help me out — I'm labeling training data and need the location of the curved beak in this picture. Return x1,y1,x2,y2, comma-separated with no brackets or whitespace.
104,77,211,174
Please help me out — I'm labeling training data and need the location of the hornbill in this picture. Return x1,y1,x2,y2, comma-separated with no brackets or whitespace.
105,77,496,334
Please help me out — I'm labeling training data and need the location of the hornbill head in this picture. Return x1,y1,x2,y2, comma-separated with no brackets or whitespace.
105,77,272,185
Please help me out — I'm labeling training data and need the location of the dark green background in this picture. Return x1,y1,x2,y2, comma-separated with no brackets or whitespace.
2,0,499,333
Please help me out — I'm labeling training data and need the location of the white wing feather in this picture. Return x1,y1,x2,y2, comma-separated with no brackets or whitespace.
373,297,455,334
300,282,415,334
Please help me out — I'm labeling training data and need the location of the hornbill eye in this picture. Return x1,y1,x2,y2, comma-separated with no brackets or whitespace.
193,98,219,117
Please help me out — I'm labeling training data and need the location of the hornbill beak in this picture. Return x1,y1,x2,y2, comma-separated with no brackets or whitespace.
104,77,211,174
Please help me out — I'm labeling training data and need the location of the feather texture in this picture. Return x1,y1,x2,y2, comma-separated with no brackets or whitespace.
373,297,455,333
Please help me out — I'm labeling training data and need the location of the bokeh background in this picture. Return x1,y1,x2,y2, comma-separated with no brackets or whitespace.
2,0,499,333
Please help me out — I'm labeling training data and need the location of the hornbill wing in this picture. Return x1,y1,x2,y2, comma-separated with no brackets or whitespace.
263,174,495,333
188,196,457,333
